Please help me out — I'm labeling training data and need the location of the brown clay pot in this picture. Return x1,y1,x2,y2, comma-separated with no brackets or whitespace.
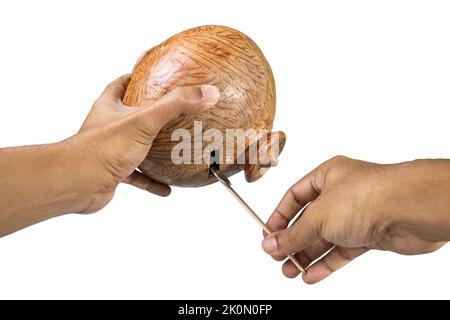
123,25,285,187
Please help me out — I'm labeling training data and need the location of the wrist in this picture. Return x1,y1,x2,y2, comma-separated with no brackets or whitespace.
45,140,95,214
390,159,450,241
59,134,117,214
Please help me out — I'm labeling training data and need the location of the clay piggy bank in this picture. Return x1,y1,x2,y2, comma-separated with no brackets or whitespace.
123,25,285,187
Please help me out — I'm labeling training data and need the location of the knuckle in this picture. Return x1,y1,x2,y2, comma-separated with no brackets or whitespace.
287,187,302,208
104,82,115,92
93,97,103,106
334,246,352,262
321,256,336,273
95,95,109,106
329,155,349,165
321,155,354,183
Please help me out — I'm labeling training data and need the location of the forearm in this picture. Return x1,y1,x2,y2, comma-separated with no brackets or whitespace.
0,141,89,237
394,159,450,241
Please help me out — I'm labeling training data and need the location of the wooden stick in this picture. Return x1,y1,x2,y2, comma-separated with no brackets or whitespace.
211,168,305,273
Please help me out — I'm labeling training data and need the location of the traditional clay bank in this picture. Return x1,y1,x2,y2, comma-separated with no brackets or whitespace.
170,121,282,166
178,304,273,317
124,25,285,187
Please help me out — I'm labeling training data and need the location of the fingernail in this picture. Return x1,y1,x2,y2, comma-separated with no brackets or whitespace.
200,85,220,105
262,236,278,253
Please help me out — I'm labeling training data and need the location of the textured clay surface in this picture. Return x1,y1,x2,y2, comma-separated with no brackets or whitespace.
123,25,284,187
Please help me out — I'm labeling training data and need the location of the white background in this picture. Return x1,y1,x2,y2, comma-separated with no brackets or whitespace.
0,0,449,299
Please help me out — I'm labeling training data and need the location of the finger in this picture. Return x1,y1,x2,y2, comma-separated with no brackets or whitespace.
262,201,323,256
265,170,321,236
133,85,220,132
269,215,332,262
282,239,334,278
270,238,332,263
123,170,171,197
302,246,368,284
99,74,131,103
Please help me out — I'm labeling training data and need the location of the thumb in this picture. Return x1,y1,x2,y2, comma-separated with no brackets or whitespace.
130,85,220,134
262,203,323,257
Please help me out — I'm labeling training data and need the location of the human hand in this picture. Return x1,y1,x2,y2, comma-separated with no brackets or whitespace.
261,156,450,284
69,75,220,213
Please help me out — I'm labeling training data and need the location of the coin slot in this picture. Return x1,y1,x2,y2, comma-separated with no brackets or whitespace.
210,150,220,173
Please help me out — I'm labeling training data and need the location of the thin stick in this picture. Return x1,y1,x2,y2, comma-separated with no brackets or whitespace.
211,168,305,273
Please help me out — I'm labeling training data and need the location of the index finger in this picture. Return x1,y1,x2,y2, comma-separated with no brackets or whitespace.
266,169,321,233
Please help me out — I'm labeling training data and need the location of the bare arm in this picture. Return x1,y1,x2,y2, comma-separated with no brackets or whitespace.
0,142,89,235
0,75,220,237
